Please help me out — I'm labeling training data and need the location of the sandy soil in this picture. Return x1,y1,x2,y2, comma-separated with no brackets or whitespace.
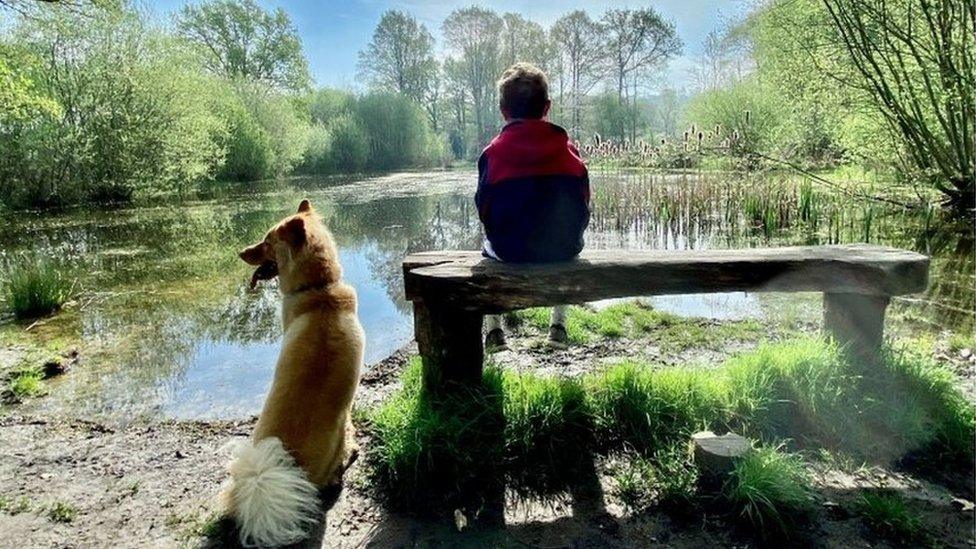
1,323,974,548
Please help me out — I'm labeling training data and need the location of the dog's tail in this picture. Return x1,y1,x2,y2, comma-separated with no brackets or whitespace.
221,437,319,548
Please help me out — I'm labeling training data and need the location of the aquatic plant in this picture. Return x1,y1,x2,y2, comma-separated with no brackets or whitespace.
1,253,73,319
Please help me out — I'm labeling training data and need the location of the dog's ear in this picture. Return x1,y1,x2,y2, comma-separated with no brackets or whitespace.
279,216,306,247
297,199,312,214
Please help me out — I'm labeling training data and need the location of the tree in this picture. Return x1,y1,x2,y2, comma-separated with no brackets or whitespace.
499,13,552,69
601,8,681,141
442,7,503,146
822,0,974,208
357,10,437,106
551,10,606,137
175,0,309,91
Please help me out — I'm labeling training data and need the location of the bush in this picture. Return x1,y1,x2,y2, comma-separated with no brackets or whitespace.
328,115,370,172
216,99,274,181
0,8,225,207
2,254,73,319
722,445,814,537
355,92,440,170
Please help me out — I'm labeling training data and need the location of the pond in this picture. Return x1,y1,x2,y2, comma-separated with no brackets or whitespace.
1,170,971,420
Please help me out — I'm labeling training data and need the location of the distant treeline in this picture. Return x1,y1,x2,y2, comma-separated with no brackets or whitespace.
0,2,448,209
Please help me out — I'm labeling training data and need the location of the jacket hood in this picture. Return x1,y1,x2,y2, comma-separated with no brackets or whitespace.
491,119,575,166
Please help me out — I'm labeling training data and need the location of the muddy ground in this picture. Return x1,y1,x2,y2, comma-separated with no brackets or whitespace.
0,325,974,548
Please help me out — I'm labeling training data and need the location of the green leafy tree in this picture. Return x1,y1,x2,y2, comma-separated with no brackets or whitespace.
357,10,437,106
176,0,310,92
442,7,503,146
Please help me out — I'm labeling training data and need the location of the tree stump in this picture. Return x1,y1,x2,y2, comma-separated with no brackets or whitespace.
692,431,752,490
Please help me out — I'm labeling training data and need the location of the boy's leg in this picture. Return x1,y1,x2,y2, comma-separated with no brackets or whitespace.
548,305,570,348
485,314,508,352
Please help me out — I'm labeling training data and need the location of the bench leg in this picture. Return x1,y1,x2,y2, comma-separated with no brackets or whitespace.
823,293,890,363
413,301,484,392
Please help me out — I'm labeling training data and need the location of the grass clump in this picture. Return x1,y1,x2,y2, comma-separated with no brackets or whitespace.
8,366,46,398
366,358,505,510
612,445,698,513
856,490,925,544
722,445,814,537
46,501,77,523
586,362,727,452
1,254,74,319
502,371,593,496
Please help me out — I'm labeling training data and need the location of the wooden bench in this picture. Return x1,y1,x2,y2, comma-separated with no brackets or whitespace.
403,244,929,392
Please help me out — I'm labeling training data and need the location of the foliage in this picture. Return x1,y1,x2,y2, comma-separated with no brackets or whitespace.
357,10,436,105
0,7,225,207
176,0,310,91
722,445,814,537
355,92,442,170
2,253,73,319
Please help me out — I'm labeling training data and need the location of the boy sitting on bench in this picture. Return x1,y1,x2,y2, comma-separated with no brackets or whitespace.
475,62,591,350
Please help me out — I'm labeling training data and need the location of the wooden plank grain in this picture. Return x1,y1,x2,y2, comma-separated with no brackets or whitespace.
403,244,928,313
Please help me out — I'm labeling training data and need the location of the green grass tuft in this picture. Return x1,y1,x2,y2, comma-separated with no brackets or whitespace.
9,367,46,398
2,254,74,319
612,445,698,512
46,501,77,523
722,445,813,537
857,490,925,543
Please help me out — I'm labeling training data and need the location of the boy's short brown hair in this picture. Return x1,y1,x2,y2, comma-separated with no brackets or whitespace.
497,63,549,119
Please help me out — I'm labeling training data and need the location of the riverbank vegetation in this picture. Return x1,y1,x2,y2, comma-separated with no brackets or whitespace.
1,1,970,211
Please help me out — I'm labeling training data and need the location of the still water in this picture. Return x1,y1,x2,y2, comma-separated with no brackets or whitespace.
1,170,971,419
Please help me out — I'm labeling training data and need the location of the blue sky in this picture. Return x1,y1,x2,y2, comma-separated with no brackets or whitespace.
147,0,748,92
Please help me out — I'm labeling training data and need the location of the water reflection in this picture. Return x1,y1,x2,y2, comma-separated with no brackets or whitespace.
0,170,970,420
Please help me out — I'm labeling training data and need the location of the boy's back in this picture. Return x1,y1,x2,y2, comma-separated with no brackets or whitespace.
475,63,590,263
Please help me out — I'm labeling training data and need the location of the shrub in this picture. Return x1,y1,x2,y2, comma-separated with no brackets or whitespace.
216,99,274,181
328,115,370,172
722,445,814,537
2,254,73,319
355,92,439,170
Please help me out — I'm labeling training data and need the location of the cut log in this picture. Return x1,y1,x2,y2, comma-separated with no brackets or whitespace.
404,244,928,313
692,431,752,488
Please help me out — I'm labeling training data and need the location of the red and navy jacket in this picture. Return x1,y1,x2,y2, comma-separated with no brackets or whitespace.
475,119,590,263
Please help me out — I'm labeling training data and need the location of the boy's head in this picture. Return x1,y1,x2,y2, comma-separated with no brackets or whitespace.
497,62,550,121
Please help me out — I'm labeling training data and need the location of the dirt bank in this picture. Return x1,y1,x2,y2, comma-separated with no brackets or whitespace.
1,330,974,548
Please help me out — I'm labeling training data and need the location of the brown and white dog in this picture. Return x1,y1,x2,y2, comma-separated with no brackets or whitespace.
222,199,363,547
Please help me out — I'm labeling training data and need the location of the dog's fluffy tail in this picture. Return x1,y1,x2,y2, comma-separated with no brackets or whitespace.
221,437,319,548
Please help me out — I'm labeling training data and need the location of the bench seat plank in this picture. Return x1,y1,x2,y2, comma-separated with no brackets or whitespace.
404,244,929,313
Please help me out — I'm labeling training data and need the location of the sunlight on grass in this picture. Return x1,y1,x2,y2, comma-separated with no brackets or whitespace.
364,337,974,527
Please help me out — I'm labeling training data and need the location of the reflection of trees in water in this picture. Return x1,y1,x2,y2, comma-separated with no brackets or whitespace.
329,193,482,313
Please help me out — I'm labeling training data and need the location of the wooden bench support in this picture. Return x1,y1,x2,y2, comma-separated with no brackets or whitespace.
823,292,890,362
404,245,929,391
413,301,483,392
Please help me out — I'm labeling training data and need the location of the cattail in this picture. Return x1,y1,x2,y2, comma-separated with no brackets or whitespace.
715,124,720,135
660,138,666,145
683,131,688,142
745,110,751,124
697,131,704,143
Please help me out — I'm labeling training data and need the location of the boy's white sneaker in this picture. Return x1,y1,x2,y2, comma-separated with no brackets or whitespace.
547,324,569,349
